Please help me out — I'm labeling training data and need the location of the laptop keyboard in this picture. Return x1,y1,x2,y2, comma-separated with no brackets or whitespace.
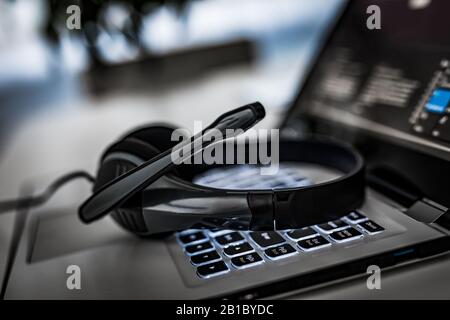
177,213,384,278
176,164,385,279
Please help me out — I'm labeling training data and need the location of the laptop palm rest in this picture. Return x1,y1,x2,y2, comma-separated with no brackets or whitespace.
29,210,132,263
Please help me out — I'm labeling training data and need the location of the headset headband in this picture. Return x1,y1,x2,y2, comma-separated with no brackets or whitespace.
79,103,365,235
137,139,365,233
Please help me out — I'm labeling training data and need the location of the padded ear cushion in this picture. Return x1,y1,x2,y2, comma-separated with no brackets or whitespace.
121,124,184,154
95,124,187,195
93,125,186,238
95,137,174,238
96,124,188,190
100,137,160,164
95,137,161,192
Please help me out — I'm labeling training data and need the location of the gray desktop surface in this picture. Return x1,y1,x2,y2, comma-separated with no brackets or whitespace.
0,211,15,293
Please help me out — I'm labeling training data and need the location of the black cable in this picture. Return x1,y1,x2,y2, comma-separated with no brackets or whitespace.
0,171,95,214
0,186,32,299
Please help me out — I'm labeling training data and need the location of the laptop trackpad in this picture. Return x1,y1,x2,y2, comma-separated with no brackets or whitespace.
29,210,132,263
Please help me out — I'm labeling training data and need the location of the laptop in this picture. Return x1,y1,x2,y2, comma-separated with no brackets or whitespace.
4,0,450,299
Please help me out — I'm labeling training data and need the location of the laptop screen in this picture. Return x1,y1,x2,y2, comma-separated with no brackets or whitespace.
286,0,450,161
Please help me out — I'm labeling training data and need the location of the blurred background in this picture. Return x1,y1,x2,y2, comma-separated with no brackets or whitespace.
0,0,343,200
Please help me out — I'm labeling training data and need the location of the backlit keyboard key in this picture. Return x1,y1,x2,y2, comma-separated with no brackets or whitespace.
316,220,349,233
329,227,363,243
231,252,264,269
185,241,213,255
179,231,207,245
223,242,254,257
297,235,331,251
264,243,297,260
344,211,368,224
358,220,385,235
286,227,318,240
197,261,229,278
249,231,285,248
215,232,245,246
206,229,231,237
191,250,221,266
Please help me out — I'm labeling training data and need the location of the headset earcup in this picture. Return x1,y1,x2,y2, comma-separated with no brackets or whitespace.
93,125,187,237
95,137,160,191
121,124,184,154
96,125,184,189
94,137,169,237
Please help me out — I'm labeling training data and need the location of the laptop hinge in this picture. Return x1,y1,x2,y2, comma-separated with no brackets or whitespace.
406,198,448,225
367,167,450,230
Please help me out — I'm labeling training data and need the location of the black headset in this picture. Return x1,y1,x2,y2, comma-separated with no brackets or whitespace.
79,103,365,235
